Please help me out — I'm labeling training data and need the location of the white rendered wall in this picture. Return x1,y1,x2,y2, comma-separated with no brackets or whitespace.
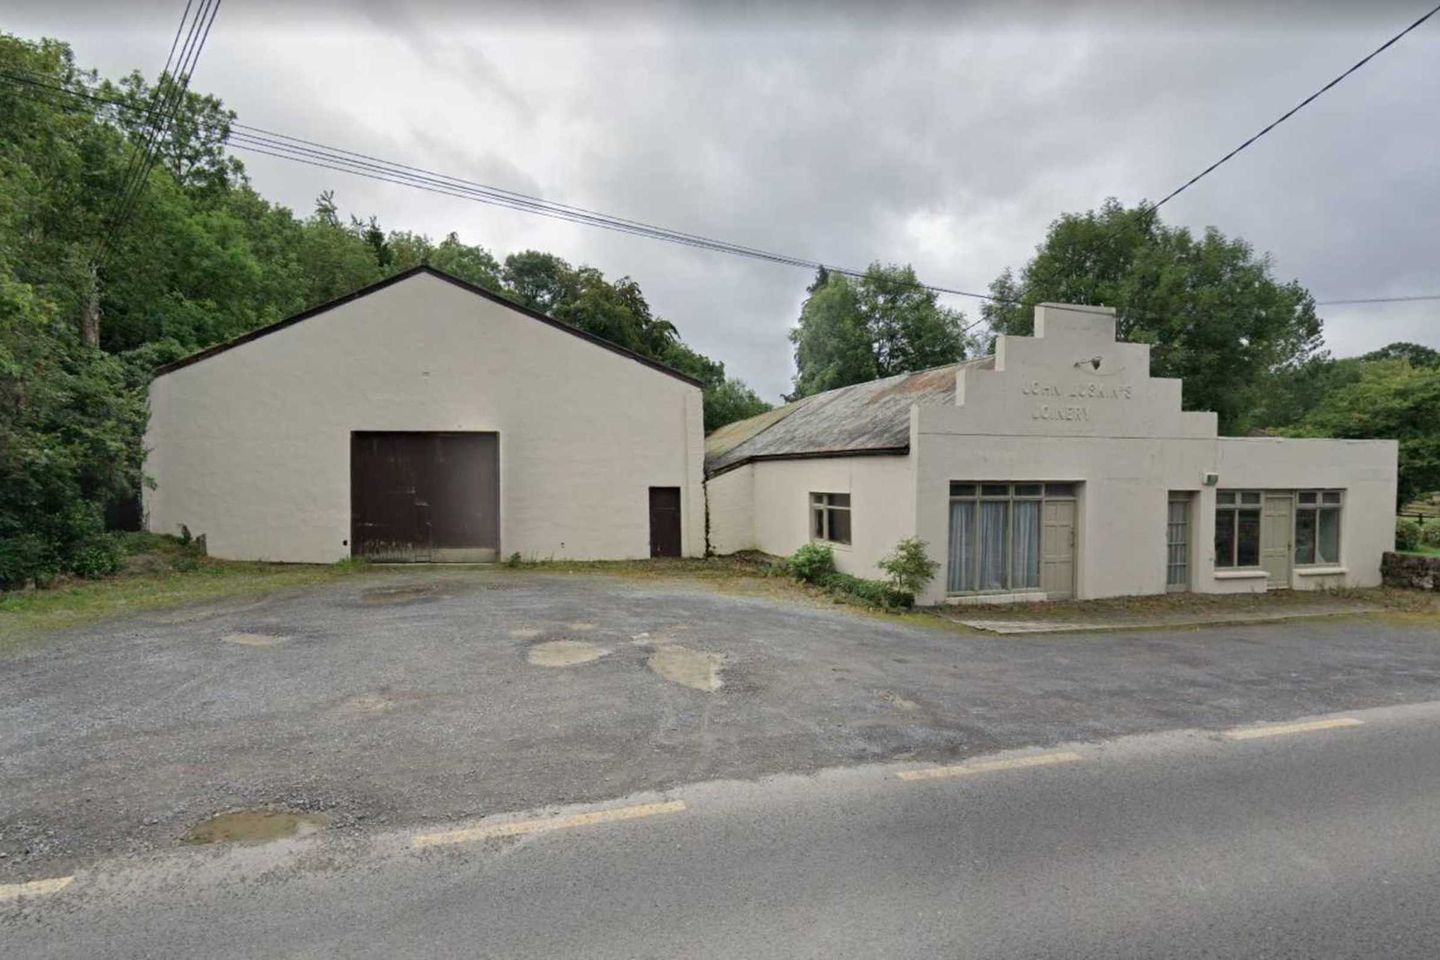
145,272,705,562
908,305,1396,604
736,455,916,581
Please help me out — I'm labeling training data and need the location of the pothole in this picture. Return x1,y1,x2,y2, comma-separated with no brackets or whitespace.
877,690,920,712
222,632,289,647
647,645,724,692
183,809,327,846
343,693,397,714
527,640,610,667
360,585,439,605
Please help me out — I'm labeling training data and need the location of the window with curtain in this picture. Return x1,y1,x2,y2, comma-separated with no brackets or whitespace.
1294,490,1342,565
810,493,851,545
1214,491,1262,568
946,482,1070,594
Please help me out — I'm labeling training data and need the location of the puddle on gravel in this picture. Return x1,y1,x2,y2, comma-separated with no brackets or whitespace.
360,585,440,605
183,809,327,846
528,640,610,667
343,693,398,714
222,632,289,647
648,645,724,692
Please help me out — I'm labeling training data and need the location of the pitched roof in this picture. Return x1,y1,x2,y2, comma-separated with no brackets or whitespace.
705,358,991,476
151,265,705,387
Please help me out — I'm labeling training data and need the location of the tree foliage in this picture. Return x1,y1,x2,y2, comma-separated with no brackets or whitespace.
1288,359,1440,506
789,264,970,398
0,32,767,587
982,199,1323,433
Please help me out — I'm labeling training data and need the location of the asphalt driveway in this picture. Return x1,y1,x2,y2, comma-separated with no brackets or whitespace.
3,567,1440,880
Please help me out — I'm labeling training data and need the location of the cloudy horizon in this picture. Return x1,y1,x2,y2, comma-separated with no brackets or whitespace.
9,0,1438,401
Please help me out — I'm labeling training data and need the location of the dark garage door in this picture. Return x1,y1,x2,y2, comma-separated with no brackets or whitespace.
351,432,499,561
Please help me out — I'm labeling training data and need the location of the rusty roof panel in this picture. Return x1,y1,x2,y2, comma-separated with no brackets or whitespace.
705,358,990,475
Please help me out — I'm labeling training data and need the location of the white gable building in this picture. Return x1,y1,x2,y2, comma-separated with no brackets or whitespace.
145,267,705,563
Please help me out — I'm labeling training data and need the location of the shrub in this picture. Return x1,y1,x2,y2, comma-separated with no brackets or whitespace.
1422,523,1440,549
818,570,914,610
69,535,125,579
0,534,58,591
788,542,836,583
878,537,940,595
1396,518,1422,551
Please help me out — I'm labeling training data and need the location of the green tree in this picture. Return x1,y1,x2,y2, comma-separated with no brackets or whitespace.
982,199,1322,433
1362,342,1440,368
1290,359,1440,505
790,264,968,398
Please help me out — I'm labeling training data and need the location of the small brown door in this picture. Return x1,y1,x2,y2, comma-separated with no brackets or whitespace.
351,432,499,561
648,487,682,558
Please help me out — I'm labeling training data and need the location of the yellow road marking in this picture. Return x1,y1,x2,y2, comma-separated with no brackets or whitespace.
0,876,75,902
412,800,687,849
1223,717,1363,740
897,751,1084,781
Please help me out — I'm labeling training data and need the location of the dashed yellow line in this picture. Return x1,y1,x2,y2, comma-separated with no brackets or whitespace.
898,751,1084,782
1223,717,1364,740
0,876,74,902
411,800,687,849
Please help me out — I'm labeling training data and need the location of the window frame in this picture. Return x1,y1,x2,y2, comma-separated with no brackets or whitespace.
809,492,852,546
1293,489,1343,567
945,481,1076,595
1214,489,1263,569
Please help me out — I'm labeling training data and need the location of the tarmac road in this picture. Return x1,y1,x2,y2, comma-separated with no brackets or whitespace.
7,699,1440,959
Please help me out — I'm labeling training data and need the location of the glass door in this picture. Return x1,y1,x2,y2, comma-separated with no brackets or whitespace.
1166,494,1190,592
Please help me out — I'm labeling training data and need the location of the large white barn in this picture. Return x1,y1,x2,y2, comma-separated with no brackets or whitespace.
706,304,1397,606
144,266,706,563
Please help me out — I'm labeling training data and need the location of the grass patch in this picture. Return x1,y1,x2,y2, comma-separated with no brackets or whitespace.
1399,546,1440,558
0,534,374,644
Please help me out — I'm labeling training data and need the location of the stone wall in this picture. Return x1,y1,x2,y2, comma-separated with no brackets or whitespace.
1381,552,1440,591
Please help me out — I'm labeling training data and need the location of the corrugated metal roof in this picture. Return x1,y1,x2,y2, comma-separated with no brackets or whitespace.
705,358,991,475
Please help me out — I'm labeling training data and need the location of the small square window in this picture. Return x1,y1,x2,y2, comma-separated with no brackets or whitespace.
1298,491,1317,505
981,483,1009,497
1045,483,1076,497
1241,492,1261,505
1216,492,1236,505
1014,483,1043,497
1323,491,1342,504
949,482,976,497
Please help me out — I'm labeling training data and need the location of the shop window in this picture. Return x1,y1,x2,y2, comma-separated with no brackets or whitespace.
1295,490,1342,565
1215,490,1261,568
946,482,1072,594
810,493,851,545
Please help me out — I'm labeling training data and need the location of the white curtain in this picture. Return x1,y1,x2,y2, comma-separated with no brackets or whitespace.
1012,500,1040,589
947,501,975,593
979,501,1009,591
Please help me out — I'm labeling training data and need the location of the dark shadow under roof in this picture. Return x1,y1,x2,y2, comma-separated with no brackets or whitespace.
151,265,705,387
705,358,990,476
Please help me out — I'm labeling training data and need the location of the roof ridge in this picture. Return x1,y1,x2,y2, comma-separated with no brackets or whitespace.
151,264,704,387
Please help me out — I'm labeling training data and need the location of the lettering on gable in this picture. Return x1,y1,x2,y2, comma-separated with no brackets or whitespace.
1021,380,1133,424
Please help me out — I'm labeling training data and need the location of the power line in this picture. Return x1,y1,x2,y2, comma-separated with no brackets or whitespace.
4,68,1433,324
1150,1,1440,210
93,0,223,267
1316,293,1440,305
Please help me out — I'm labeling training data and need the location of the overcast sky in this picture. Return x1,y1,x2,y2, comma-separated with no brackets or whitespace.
11,0,1439,400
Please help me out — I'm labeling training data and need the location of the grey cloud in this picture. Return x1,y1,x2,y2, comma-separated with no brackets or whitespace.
6,0,1438,399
